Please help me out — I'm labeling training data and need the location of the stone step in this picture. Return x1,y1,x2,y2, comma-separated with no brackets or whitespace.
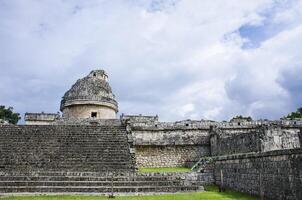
0,154,131,158
0,132,128,134
0,125,135,175
0,146,128,150
0,140,128,143
0,185,201,193
0,176,193,182
1,166,133,170
0,180,189,187
1,165,133,169
0,139,128,141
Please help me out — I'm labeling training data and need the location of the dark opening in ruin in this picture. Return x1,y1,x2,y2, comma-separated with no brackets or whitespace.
93,72,96,77
91,112,97,118
238,122,241,125
186,123,189,126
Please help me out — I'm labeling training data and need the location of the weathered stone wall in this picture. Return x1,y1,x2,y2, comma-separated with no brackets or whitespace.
52,118,122,125
132,129,210,146
136,145,210,168
123,115,302,168
213,148,302,200
210,128,262,156
62,104,116,119
261,126,301,151
25,113,60,125
25,121,55,125
128,119,212,168
136,171,214,186
210,125,301,156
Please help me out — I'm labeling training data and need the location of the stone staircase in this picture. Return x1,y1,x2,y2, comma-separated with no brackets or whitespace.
0,171,204,194
191,157,214,179
0,125,134,173
0,124,205,194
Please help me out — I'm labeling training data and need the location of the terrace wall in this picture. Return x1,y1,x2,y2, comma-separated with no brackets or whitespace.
213,148,302,200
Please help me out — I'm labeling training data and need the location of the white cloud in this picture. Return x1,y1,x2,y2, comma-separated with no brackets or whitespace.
224,24,302,119
0,0,302,122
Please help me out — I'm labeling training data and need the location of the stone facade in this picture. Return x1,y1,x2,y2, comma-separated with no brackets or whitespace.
213,148,302,200
136,145,210,168
24,112,60,125
122,115,302,170
210,124,301,156
136,171,214,186
122,115,212,168
62,104,116,119
210,128,262,156
261,126,301,151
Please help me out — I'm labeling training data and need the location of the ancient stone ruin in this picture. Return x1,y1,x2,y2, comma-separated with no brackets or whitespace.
0,70,301,199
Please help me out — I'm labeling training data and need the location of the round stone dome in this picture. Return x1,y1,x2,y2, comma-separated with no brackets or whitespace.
60,70,118,119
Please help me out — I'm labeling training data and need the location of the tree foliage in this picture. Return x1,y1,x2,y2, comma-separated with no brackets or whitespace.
230,115,253,122
0,105,21,124
283,107,302,120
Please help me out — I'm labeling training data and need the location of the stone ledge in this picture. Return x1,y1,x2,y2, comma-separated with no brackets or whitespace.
212,148,302,161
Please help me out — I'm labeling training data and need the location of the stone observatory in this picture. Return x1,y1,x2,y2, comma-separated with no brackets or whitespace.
60,70,118,119
2,69,302,198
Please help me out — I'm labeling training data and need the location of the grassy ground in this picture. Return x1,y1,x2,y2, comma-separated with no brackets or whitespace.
1,186,260,200
138,167,191,173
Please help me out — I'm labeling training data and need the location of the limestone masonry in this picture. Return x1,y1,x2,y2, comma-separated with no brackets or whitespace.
1,69,302,199
61,70,118,119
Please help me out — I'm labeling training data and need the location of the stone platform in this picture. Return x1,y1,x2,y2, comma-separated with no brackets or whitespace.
0,124,210,195
0,125,134,173
0,171,208,195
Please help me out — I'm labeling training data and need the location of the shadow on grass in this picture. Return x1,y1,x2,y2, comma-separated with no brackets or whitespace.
2,186,261,200
204,185,261,200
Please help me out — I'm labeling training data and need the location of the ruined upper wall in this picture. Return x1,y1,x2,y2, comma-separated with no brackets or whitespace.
122,115,302,147
52,118,122,126
122,114,302,130
25,112,60,125
210,124,301,156
122,115,213,146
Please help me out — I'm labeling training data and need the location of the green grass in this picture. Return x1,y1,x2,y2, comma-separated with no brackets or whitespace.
138,167,191,173
1,186,260,200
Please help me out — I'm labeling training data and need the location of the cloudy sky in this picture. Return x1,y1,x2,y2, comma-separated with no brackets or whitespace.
1,0,302,123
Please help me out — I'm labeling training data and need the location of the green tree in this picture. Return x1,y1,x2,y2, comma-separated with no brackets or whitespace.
0,105,21,124
283,107,302,120
230,115,253,122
